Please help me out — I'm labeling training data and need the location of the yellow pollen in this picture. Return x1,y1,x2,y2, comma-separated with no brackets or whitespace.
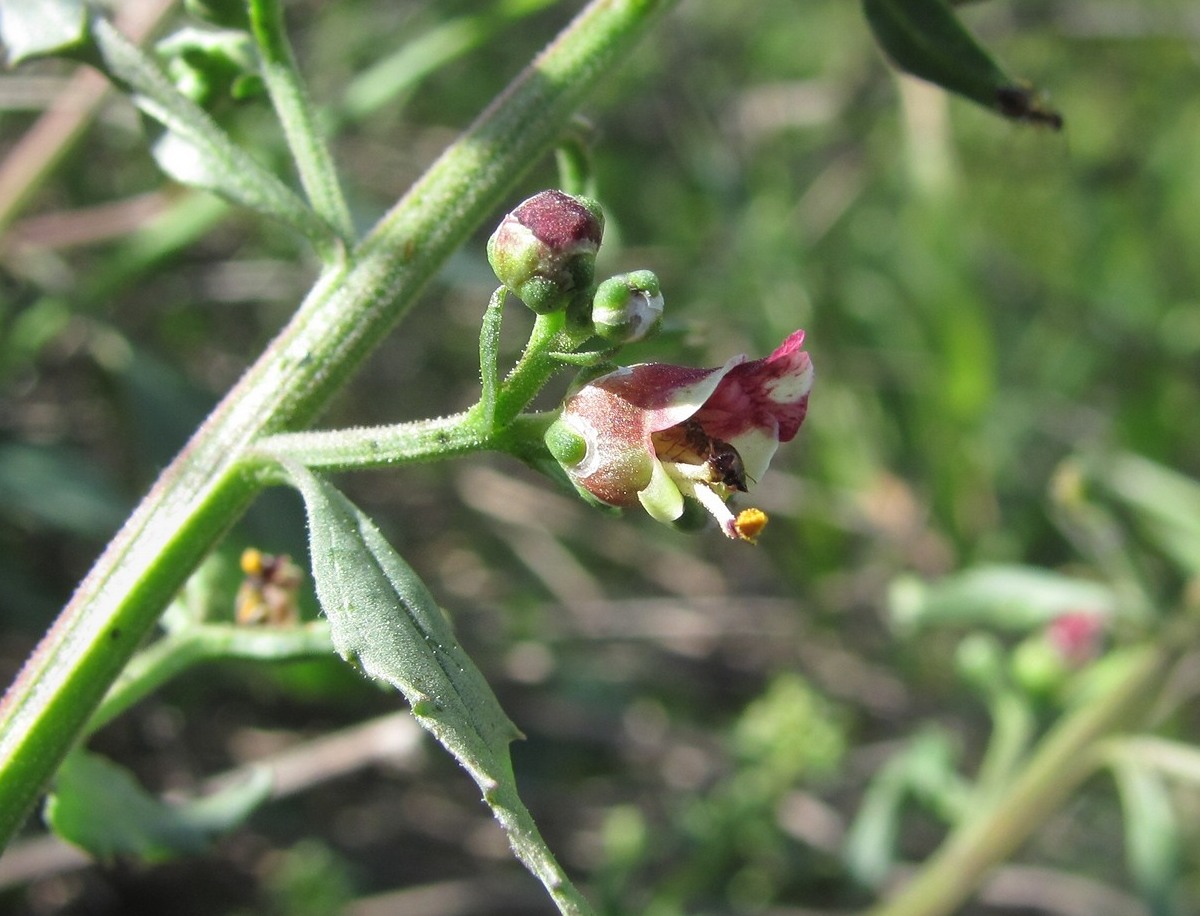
734,508,768,543
240,547,264,576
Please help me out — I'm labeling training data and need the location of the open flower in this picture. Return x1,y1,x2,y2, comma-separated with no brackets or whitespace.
545,330,812,542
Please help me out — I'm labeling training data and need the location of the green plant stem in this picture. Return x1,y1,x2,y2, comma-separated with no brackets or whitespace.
254,410,558,474
871,643,1169,916
255,410,485,471
88,623,334,735
254,307,583,472
88,16,341,262
248,0,356,242
0,0,677,850
969,688,1034,803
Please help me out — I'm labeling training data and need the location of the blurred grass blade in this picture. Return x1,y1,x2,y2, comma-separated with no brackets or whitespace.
1111,759,1180,912
286,464,594,914
44,751,271,862
1090,453,1200,578
0,443,127,538
0,0,87,65
340,0,561,123
890,565,1117,634
862,0,1061,127
844,752,906,887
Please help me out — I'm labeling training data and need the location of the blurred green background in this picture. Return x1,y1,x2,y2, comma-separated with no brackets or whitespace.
1,0,1199,912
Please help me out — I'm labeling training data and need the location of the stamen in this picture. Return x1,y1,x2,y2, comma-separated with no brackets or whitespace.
660,462,734,531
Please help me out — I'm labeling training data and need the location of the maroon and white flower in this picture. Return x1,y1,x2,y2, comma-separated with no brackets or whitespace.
545,330,813,541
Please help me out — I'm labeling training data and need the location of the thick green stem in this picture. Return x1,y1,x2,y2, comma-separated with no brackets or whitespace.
871,644,1169,916
248,0,356,242
0,0,677,849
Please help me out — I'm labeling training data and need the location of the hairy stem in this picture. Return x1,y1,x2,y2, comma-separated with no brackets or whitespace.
255,411,486,471
248,0,356,243
88,623,334,736
0,0,677,849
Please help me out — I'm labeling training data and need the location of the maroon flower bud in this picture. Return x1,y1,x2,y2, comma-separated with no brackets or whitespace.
487,190,604,314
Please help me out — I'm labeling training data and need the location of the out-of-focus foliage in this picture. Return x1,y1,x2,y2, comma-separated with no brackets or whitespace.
2,0,1199,912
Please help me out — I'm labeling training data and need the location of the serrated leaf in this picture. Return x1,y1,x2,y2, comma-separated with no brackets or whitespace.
862,0,1061,127
285,464,592,912
88,16,340,259
889,565,1117,634
0,0,87,65
289,464,521,774
44,751,271,862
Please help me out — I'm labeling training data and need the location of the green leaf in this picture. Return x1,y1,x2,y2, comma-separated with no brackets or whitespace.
862,0,1062,127
890,565,1118,634
844,729,965,888
87,16,340,260
285,464,593,913
289,465,521,767
1090,453,1200,578
45,751,271,862
1112,760,1180,912
0,0,87,65
0,443,127,538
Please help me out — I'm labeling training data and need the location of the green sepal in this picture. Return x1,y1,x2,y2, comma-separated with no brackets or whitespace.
544,417,588,467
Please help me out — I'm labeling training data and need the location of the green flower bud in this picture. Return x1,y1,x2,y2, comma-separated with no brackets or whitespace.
592,271,664,343
954,633,1006,694
487,190,604,314
157,28,262,107
1010,637,1069,698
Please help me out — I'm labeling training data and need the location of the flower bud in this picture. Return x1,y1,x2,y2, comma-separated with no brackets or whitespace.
487,190,604,314
157,28,263,106
592,271,664,343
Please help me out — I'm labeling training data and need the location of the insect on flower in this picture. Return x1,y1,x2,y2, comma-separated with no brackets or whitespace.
545,330,812,542
652,419,750,493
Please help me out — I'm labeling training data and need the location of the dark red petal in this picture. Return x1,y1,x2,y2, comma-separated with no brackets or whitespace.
694,330,811,443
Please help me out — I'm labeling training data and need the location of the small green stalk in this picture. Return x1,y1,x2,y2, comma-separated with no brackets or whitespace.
254,305,584,472
255,411,486,472
88,623,334,736
248,0,356,243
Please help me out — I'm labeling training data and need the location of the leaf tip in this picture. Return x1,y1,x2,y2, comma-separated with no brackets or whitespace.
995,85,1064,130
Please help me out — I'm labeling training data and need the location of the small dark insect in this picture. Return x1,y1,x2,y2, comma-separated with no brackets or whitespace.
995,85,1063,131
655,419,750,492
707,438,749,492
